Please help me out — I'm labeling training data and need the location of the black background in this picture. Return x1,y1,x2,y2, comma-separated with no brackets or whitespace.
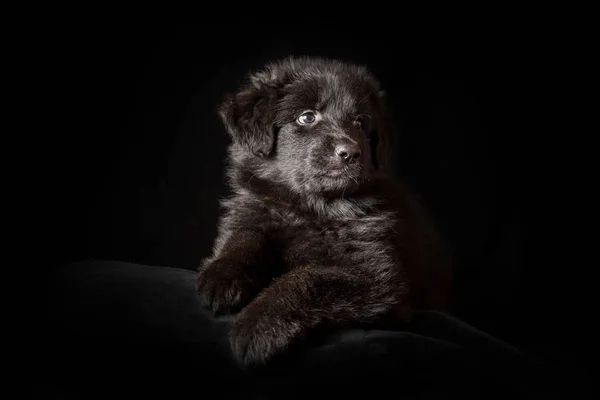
37,15,592,377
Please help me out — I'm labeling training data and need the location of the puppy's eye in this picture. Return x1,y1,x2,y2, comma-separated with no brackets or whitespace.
352,117,364,129
297,111,317,125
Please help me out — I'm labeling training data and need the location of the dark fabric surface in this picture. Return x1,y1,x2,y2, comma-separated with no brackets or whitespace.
42,260,578,399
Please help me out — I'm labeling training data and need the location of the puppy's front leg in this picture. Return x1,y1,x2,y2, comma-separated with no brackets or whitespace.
230,265,407,367
197,229,274,315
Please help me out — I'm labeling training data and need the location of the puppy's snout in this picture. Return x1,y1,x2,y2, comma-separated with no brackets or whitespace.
335,142,361,164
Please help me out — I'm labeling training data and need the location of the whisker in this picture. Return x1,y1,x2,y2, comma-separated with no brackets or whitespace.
358,92,372,106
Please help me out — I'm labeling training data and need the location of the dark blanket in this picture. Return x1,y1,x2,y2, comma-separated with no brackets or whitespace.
42,260,569,399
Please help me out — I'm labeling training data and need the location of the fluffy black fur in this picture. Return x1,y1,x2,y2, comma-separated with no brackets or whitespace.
196,56,452,367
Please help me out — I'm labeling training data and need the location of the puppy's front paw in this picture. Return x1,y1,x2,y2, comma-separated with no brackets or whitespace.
229,306,304,368
196,259,257,314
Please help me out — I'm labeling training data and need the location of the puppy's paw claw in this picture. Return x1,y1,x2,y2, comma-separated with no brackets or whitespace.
196,259,255,315
229,309,303,368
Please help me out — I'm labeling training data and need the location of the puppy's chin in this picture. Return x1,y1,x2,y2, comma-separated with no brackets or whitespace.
317,167,365,197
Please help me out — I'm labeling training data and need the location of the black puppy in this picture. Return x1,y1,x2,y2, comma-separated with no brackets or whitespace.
196,56,452,367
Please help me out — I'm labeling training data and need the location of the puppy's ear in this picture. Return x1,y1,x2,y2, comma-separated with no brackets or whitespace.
218,83,279,158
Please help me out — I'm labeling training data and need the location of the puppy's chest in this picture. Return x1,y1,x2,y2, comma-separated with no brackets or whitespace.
270,213,397,268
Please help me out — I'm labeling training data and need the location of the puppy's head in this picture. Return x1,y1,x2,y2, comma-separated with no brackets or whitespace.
219,56,395,198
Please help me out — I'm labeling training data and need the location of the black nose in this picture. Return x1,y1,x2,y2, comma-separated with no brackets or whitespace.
335,142,361,164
